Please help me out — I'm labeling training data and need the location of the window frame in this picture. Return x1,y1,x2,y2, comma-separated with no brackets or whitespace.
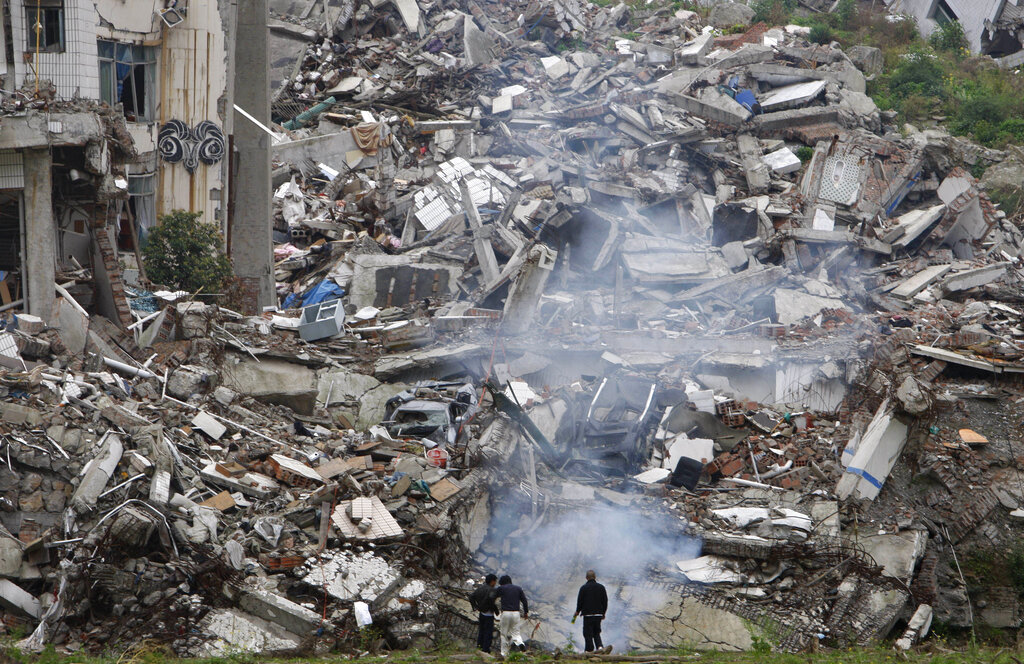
127,171,157,237
931,0,957,26
97,40,158,123
25,0,65,54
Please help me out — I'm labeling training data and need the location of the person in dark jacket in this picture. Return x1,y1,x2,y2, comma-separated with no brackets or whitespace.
573,570,610,653
496,574,529,656
469,574,499,652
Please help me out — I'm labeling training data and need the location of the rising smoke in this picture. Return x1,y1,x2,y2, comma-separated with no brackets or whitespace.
478,485,701,650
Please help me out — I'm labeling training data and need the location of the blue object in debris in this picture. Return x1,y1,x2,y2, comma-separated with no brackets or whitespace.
301,279,345,307
735,88,758,112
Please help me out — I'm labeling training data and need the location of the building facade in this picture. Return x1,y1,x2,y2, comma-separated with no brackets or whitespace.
0,0,272,322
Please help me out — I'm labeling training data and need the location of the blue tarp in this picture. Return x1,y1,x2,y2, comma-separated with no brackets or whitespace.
283,279,345,309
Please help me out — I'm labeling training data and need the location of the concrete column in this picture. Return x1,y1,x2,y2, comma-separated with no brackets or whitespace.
23,148,55,322
229,0,274,313
502,244,557,336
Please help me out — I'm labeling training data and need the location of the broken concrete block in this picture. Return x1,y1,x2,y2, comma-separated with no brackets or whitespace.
836,399,908,501
0,403,42,426
540,56,569,79
891,264,952,299
463,16,494,68
759,80,827,113
859,530,927,583
191,411,227,440
847,45,883,76
941,263,1009,293
677,33,712,64
166,364,215,400
502,245,557,336
772,288,847,325
895,604,933,650
234,586,321,635
13,314,44,335
220,356,318,414
71,434,124,513
896,376,932,415
177,302,211,339
197,609,304,656
720,241,749,271
0,579,40,618
0,537,24,578
708,1,754,28
763,147,801,174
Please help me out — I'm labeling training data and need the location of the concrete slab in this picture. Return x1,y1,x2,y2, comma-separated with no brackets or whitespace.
857,530,927,583
220,356,319,414
836,399,908,501
759,80,827,112
941,262,1009,292
891,264,953,299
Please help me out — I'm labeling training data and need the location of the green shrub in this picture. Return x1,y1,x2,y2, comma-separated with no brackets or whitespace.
751,0,795,25
142,210,233,294
809,24,834,45
795,146,814,162
888,49,945,98
929,20,968,54
989,184,1024,217
835,0,857,30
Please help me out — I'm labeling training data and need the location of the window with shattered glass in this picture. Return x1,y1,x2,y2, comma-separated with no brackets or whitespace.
98,40,157,122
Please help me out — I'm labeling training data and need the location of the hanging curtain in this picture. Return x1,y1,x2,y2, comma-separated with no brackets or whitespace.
114,43,134,101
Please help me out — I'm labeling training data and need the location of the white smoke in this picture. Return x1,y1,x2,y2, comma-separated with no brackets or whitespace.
478,488,701,650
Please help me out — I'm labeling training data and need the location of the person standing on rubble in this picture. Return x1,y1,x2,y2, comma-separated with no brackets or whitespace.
470,573,499,653
496,574,528,656
573,570,610,654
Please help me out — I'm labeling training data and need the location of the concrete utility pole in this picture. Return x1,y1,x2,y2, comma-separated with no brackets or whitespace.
230,0,275,313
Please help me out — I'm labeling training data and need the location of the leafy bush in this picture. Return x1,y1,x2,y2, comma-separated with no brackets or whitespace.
929,20,968,54
834,0,857,30
796,146,814,162
751,0,795,25
887,49,945,98
142,210,233,294
809,24,834,45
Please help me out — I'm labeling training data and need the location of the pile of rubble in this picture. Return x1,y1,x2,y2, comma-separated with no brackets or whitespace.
7,0,1024,656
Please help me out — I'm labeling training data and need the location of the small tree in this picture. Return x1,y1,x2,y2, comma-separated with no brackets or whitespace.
142,210,233,293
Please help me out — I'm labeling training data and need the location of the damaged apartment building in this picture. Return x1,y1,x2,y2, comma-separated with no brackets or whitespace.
0,0,271,325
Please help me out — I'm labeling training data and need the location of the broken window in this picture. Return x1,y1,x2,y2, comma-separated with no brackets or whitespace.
25,0,64,53
98,40,157,122
0,192,21,306
931,0,956,26
128,172,156,235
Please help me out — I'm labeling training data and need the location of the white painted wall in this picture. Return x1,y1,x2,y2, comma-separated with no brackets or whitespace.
889,0,1006,53
93,0,232,225
10,0,100,98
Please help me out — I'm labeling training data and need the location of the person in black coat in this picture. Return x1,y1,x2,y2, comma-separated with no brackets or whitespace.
573,570,610,653
496,574,529,655
469,574,499,652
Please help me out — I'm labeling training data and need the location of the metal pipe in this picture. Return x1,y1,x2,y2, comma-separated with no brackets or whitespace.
0,299,24,313
101,356,158,379
720,477,784,492
127,309,161,330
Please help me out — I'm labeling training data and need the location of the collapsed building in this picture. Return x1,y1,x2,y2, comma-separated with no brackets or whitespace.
2,0,1024,657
